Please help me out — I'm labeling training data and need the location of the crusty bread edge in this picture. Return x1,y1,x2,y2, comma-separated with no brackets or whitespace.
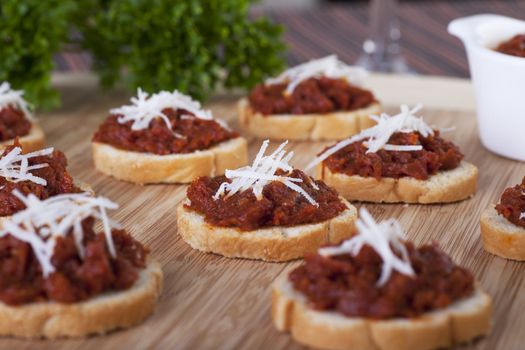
238,98,381,141
272,275,492,350
317,161,478,204
0,261,163,339
480,207,525,261
92,136,248,184
0,122,45,153
176,198,357,262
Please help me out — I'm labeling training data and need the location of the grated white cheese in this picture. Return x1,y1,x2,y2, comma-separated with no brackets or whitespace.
305,104,435,171
319,208,415,286
110,88,228,134
213,140,319,206
0,146,53,186
0,190,121,277
0,82,33,120
520,212,525,220
266,55,368,94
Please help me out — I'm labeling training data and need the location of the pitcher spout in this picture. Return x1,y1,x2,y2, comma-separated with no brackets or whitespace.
448,14,506,43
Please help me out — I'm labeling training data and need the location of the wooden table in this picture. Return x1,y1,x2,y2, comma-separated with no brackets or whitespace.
3,74,523,349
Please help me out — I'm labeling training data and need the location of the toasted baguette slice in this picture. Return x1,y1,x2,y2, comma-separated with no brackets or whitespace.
0,261,163,339
238,98,381,141
480,207,525,261
176,198,357,262
92,137,248,184
0,122,45,153
317,161,478,204
272,276,492,350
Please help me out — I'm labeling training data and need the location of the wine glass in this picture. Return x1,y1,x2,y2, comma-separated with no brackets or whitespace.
356,0,412,73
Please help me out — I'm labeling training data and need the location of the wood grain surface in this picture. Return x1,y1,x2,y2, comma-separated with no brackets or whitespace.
1,74,523,350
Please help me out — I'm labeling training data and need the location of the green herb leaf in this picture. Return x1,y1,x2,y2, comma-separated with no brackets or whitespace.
0,0,285,109
0,0,76,110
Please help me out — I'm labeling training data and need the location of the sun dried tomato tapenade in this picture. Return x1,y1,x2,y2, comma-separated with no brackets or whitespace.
495,177,525,228
0,145,79,217
289,242,474,319
0,106,31,142
0,217,147,305
496,34,525,58
185,169,346,231
93,108,238,155
322,131,463,180
248,77,376,115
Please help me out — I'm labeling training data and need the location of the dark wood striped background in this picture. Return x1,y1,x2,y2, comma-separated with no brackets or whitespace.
55,1,525,77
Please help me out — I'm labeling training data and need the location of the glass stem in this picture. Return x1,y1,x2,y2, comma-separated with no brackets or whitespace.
356,0,411,73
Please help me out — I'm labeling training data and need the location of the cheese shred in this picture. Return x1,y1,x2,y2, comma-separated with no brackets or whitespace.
0,82,32,120
0,146,53,186
111,88,230,134
266,55,367,94
0,191,121,277
305,104,436,171
214,140,319,206
319,208,415,286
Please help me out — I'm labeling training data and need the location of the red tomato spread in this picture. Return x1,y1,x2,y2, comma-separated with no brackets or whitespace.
92,108,238,155
322,131,463,180
248,77,376,115
496,34,525,58
185,169,346,231
0,217,147,305
495,177,525,228
289,243,474,319
0,145,79,216
0,106,31,141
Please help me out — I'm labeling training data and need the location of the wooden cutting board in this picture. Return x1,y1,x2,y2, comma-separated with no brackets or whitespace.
2,74,523,350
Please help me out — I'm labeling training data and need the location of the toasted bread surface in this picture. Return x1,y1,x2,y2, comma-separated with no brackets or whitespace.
237,98,381,141
176,198,357,262
480,207,525,261
272,276,492,350
92,137,248,184
317,161,478,204
0,261,163,339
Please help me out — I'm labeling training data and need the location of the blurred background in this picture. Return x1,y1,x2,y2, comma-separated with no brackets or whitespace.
56,0,524,78
3,0,523,110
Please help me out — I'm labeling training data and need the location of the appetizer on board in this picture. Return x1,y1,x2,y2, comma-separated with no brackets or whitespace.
481,177,525,260
307,104,478,203
272,208,492,350
92,89,248,184
238,55,381,141
0,142,84,221
0,191,163,338
177,140,357,261
0,82,44,152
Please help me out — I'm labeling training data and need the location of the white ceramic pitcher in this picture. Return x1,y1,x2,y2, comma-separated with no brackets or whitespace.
449,14,525,161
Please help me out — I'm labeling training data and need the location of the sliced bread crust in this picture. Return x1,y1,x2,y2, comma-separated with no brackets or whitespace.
237,98,381,141
317,161,478,204
480,207,525,261
92,136,248,184
272,276,492,350
176,198,357,262
0,122,45,153
0,261,163,339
